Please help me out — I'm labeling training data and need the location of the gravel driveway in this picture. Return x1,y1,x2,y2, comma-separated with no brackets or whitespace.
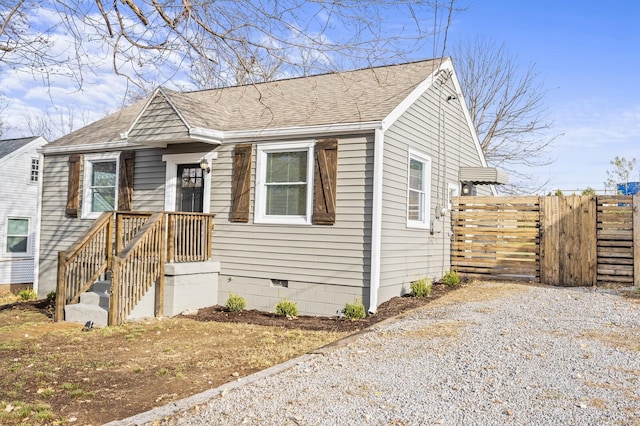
112,281,640,426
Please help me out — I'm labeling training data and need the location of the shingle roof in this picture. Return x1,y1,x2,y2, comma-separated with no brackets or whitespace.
50,58,444,148
0,136,40,160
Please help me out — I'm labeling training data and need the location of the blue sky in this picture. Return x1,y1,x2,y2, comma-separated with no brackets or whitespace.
2,1,638,193
446,0,640,192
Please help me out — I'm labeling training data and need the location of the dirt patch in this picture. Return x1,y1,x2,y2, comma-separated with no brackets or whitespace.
0,283,461,425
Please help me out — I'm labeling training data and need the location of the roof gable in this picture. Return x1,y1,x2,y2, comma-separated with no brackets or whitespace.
127,88,191,145
0,137,40,160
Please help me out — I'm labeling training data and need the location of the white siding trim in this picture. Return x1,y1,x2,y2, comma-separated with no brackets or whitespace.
220,122,382,143
446,60,497,195
41,141,139,155
33,152,44,294
369,128,385,314
447,182,460,211
254,141,315,225
161,152,217,213
381,63,442,131
0,137,44,166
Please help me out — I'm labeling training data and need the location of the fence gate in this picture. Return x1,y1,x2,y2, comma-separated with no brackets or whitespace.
451,196,540,281
540,195,596,286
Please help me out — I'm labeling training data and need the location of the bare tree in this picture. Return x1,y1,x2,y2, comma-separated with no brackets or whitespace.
1,1,461,90
26,105,92,141
452,38,556,194
0,93,7,137
605,156,637,194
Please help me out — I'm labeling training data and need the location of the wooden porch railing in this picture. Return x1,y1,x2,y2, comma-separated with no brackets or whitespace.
55,212,113,321
109,213,165,326
167,212,215,262
115,212,153,254
56,211,216,325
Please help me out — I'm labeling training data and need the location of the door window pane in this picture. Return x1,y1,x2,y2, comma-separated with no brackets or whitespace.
176,165,204,212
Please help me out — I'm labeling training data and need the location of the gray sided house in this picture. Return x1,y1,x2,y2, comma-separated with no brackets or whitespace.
36,58,499,320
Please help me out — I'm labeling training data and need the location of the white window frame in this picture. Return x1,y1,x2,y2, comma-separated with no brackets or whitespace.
82,152,120,219
4,216,31,257
162,152,217,213
255,141,315,225
406,149,431,229
29,157,39,184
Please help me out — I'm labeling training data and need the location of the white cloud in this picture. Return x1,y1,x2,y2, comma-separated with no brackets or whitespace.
530,102,640,192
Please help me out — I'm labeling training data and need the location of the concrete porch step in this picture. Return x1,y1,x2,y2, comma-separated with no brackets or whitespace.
65,279,111,326
64,302,108,327
91,280,111,294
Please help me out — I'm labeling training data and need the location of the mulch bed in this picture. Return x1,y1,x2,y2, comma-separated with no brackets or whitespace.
182,283,457,333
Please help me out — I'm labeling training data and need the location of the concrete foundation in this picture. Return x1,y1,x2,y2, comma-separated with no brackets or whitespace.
217,275,368,317
163,261,220,317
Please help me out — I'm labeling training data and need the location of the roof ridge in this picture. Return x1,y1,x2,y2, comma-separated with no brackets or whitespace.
178,58,445,96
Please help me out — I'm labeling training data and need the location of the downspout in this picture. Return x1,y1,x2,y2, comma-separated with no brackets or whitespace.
369,128,384,314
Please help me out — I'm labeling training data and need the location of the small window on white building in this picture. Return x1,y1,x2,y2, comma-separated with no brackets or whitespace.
6,218,29,254
407,150,431,229
255,142,314,225
82,153,119,219
30,158,39,183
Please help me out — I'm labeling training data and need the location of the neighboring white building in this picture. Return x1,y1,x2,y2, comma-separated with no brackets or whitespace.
0,136,47,290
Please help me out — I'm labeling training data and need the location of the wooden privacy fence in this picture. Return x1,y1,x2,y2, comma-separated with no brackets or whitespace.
451,195,640,286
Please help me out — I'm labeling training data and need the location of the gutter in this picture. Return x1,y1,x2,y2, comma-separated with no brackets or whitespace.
369,128,385,314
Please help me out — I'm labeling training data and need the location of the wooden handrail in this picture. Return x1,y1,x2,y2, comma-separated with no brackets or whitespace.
55,212,114,321
64,212,112,260
115,211,153,255
109,213,165,326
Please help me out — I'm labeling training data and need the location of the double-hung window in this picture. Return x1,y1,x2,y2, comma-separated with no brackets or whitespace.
82,153,119,219
6,218,30,255
255,142,314,225
407,150,431,228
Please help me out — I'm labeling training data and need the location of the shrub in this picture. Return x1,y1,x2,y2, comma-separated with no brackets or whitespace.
225,294,246,312
46,291,56,302
410,277,432,298
275,299,298,317
442,269,460,287
18,288,37,301
342,299,366,320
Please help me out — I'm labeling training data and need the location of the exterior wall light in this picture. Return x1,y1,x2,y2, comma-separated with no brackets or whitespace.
199,158,210,173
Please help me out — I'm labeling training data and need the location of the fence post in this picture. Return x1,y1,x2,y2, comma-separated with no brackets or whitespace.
55,251,67,322
634,194,640,287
